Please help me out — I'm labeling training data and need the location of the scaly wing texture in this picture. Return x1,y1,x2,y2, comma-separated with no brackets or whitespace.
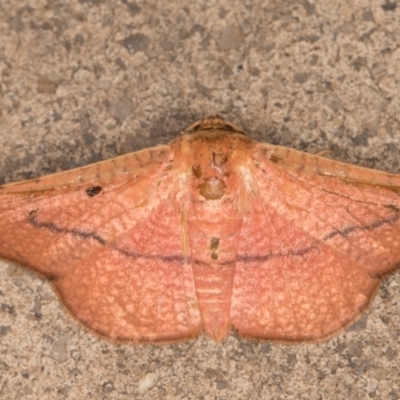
0,146,201,343
231,143,400,342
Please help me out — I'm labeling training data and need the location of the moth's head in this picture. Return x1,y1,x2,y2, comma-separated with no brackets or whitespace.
182,115,248,136
173,115,254,202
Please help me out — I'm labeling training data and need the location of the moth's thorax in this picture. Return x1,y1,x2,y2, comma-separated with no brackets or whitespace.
172,128,255,203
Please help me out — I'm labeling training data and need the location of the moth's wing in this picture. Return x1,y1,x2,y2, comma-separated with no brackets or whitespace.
231,143,400,342
0,146,201,343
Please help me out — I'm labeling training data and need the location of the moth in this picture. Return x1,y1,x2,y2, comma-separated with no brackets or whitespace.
1,115,399,344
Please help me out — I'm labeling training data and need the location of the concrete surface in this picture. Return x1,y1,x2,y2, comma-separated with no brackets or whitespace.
1,0,400,399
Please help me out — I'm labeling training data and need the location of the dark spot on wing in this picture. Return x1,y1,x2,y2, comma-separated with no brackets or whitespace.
210,237,220,250
269,154,282,163
86,186,103,197
209,237,220,260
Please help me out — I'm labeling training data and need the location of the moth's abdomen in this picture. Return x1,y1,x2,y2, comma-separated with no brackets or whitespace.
190,260,235,342
186,214,242,342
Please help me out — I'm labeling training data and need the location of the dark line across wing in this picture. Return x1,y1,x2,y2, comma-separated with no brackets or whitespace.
323,214,399,240
28,210,183,263
236,245,317,263
238,213,399,264
28,210,399,265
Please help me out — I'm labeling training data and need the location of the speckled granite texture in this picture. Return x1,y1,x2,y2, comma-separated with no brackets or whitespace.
1,1,400,399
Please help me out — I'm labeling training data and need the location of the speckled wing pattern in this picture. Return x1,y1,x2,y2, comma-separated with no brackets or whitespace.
0,146,202,343
231,143,400,341
1,115,400,344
